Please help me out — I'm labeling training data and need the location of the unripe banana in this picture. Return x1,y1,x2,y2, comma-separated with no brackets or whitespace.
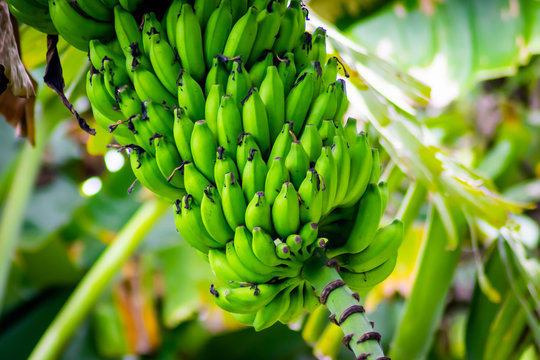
193,0,219,29
132,64,177,108
379,181,389,217
314,146,338,215
286,72,315,134
245,191,273,234
275,240,292,260
191,120,217,182
272,5,298,56
113,5,143,56
225,240,273,283
277,52,297,96
236,133,261,175
102,59,130,98
222,172,247,230
230,0,248,22
259,65,285,143
142,100,174,138
127,145,182,202
242,149,268,202
201,185,234,245
272,182,300,238
242,88,270,154
217,95,243,161
89,39,124,74
148,29,181,95
208,248,242,284
141,12,162,56
310,27,327,65
203,0,232,68
179,194,223,249
370,148,381,184
293,32,312,73
175,203,212,254
341,133,373,207
177,69,206,121
205,56,229,96
327,183,383,257
280,283,304,324
298,168,323,224
302,284,321,313
318,119,337,147
323,57,339,87
334,79,349,120
114,85,140,119
176,3,206,82
285,234,302,254
306,83,338,128
119,0,142,12
332,135,351,206
299,123,323,164
299,222,319,257
343,117,358,144
268,122,293,161
153,134,184,188
173,107,194,162
340,253,398,295
338,220,403,273
253,287,293,331
248,52,273,89
223,6,258,62
214,147,240,197
86,69,124,122
205,84,225,139
285,140,310,189
182,161,212,204
226,59,252,109
162,0,185,50
247,1,282,65
264,156,290,204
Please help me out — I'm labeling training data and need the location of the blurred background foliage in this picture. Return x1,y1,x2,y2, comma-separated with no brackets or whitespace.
1,0,540,359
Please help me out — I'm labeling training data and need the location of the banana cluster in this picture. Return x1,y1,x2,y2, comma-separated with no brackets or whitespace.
11,0,404,330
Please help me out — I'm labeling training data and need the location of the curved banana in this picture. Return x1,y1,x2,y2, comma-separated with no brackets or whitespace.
318,119,336,147
305,83,337,128
332,134,351,206
259,65,285,143
242,88,270,154
214,146,240,196
299,123,323,164
286,72,315,134
314,146,338,215
226,59,252,108
208,248,242,284
340,253,398,295
277,52,297,96
223,6,258,62
253,286,293,331
217,95,243,161
173,107,194,162
221,172,247,230
264,156,290,205
205,56,229,96
236,133,260,176
132,64,177,108
162,0,185,50
242,149,268,202
285,140,310,189
341,133,373,207
272,5,298,56
177,69,206,121
182,161,212,204
248,52,272,90
268,122,293,161
113,5,143,56
153,134,184,188
201,185,234,245
148,29,181,95
176,3,205,82
205,84,225,138
298,168,323,224
279,283,304,325
191,120,217,182
203,0,232,68
247,1,282,65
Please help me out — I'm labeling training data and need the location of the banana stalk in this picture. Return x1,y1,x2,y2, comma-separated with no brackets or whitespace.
303,254,386,359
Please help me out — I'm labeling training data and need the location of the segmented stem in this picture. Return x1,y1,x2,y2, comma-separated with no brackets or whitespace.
303,254,386,359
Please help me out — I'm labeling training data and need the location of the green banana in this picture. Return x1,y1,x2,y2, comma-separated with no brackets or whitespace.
221,172,247,230
226,59,252,109
230,0,247,22
113,5,143,56
86,69,124,122
272,5,298,56
272,182,300,238
248,52,272,89
223,6,258,62
205,56,229,96
370,148,381,184
193,0,219,29
148,29,181,95
264,156,290,204
341,253,398,295
277,52,297,96
203,0,232,68
259,65,285,143
285,140,310,189
318,119,336,147
298,168,323,224
142,100,174,137
314,146,338,215
299,123,323,164
280,283,304,324
217,95,243,161
49,0,113,51
127,145,182,202
343,117,358,144
132,64,177,108
89,39,124,73
141,12,161,56
341,132,373,207
214,146,240,196
208,248,242,284
310,27,327,65
334,79,349,120
201,185,234,245
225,240,273,284
191,120,217,182
173,107,194,162
293,32,312,73
323,57,339,87
338,220,403,273
153,134,184,188
236,133,261,176
268,122,293,161
119,0,142,12
285,234,302,254
176,3,206,82
327,183,383,257
175,202,211,254
332,134,351,206
177,69,206,121
205,84,225,139
182,161,212,204
305,83,338,128
245,191,273,235
163,0,186,50
286,72,315,134
211,281,292,314
242,149,268,202
253,287,293,331
275,240,292,260
247,1,282,65
180,194,223,248
299,222,319,257
242,88,270,154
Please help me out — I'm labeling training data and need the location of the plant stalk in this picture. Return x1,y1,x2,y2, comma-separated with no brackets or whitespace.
29,199,169,360
303,254,386,359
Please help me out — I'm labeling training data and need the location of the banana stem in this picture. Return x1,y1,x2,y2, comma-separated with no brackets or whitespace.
29,199,169,360
303,254,386,359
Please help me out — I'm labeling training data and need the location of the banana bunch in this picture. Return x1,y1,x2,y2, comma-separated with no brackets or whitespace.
15,0,404,332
